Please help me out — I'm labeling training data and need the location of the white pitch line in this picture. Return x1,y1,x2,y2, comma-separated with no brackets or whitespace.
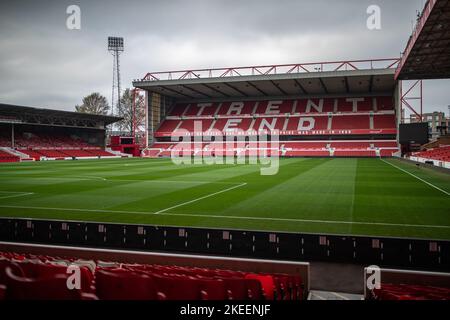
154,182,248,214
70,175,107,181
102,179,244,185
0,204,449,229
0,205,150,215
380,159,450,196
0,192,34,200
0,175,245,186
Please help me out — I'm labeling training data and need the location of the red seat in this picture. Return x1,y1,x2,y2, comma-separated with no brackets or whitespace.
371,283,450,300
197,278,228,300
245,274,274,300
0,260,25,285
4,267,96,300
95,269,162,300
221,278,249,300
152,274,206,300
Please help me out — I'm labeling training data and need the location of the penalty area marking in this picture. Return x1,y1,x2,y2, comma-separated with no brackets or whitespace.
380,158,450,196
0,204,450,229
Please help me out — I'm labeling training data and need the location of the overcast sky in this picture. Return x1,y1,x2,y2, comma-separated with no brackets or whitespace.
0,0,448,116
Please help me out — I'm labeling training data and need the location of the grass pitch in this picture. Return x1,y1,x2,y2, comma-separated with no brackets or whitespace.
0,157,449,240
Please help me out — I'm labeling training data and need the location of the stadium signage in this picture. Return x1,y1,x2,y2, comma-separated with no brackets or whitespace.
156,128,397,137
184,97,392,116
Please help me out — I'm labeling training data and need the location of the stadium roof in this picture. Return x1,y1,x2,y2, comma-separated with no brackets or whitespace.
0,103,121,129
133,59,399,102
396,0,450,80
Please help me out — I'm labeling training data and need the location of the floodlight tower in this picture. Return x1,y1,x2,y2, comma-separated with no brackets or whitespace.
108,37,124,116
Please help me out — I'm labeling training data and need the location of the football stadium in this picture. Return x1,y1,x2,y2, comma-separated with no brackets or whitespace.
0,0,449,309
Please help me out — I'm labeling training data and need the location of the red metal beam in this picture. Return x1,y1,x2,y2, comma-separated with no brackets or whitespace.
401,80,423,121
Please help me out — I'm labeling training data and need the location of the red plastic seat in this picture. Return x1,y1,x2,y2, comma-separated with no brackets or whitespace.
197,278,228,300
0,260,25,285
221,278,249,300
245,274,274,300
95,269,162,300
4,267,95,300
152,274,206,300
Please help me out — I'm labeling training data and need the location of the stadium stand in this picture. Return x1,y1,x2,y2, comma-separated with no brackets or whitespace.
412,145,450,162
0,103,122,162
0,150,19,163
0,251,304,300
144,139,399,158
144,97,399,158
0,132,117,161
364,267,450,301
17,148,117,161
368,283,450,300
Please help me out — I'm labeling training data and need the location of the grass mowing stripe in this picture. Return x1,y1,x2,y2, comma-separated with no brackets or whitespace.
0,204,449,229
380,158,450,196
155,182,248,214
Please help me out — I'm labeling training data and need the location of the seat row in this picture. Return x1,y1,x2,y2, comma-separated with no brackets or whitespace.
18,148,115,160
143,141,399,158
0,150,19,163
413,145,450,162
2,133,91,149
368,283,450,300
0,251,303,300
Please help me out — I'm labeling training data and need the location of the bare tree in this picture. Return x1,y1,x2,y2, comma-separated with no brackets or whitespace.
116,88,145,134
75,92,110,115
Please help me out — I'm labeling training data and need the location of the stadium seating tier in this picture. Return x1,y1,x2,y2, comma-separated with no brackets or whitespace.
0,251,303,301
148,97,399,158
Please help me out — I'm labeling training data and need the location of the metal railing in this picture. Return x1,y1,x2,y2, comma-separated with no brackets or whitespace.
137,58,400,82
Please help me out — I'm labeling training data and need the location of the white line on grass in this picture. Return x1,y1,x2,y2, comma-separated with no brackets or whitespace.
102,179,245,185
71,175,107,181
0,192,34,200
380,158,450,196
0,175,245,186
0,204,449,229
0,205,150,215
154,182,248,214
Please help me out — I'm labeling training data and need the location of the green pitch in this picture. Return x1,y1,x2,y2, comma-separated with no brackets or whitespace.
0,157,449,240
